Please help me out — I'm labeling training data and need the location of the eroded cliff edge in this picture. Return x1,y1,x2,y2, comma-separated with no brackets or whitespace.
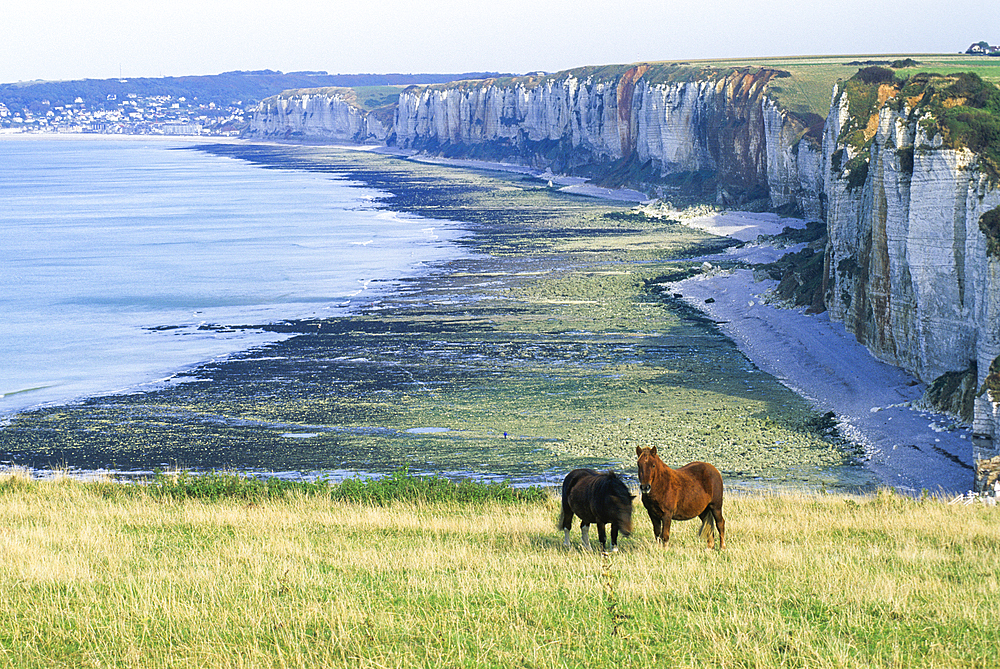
391,66,825,217
247,65,826,217
245,64,1000,491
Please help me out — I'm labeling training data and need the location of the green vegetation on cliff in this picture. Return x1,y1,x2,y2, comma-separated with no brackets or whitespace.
902,71,1000,180
413,55,1000,120
273,85,401,111
981,207,1000,258
979,354,1000,401
830,66,1000,188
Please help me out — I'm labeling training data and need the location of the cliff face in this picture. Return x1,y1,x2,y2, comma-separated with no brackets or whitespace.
392,68,824,214
245,88,389,143
245,67,824,214
820,72,1000,484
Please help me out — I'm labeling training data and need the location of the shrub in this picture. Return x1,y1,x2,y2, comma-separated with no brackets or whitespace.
980,207,1000,258
855,66,897,85
978,354,1000,401
844,154,870,191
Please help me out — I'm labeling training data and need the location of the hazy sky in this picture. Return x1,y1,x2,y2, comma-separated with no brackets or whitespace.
1,0,996,83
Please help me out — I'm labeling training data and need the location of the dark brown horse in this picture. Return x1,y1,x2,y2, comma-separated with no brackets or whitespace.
636,446,725,549
560,469,635,552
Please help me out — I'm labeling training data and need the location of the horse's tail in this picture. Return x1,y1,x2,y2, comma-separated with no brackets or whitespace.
699,512,716,543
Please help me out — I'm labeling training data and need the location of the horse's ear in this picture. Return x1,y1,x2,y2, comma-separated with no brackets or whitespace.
651,445,658,457
635,445,642,457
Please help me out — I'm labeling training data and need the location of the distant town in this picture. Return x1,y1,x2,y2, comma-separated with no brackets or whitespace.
0,91,245,136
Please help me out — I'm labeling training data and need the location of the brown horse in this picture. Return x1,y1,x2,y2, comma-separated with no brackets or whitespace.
560,469,635,553
635,446,725,549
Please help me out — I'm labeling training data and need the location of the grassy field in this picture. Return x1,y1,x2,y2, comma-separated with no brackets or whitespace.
2,471,997,668
687,54,1000,117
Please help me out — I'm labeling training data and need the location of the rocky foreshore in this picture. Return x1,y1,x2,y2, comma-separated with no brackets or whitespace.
0,144,881,493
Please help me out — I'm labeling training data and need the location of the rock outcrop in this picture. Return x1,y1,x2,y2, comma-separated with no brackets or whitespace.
245,88,390,143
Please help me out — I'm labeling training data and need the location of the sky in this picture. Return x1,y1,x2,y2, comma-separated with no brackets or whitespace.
1,0,997,83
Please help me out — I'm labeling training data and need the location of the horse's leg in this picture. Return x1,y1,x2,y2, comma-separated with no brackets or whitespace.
660,517,672,545
580,523,591,551
596,523,608,553
650,515,663,542
561,503,574,548
610,525,619,553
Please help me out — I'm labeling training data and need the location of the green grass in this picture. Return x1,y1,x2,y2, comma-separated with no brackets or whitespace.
272,85,400,111
135,468,547,506
2,473,998,668
349,86,401,111
690,54,1000,118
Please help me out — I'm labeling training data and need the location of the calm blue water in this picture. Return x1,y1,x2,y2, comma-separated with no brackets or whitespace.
0,136,469,419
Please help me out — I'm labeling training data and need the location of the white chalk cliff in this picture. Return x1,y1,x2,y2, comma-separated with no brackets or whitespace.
820,77,1000,483
391,67,824,215
246,88,389,143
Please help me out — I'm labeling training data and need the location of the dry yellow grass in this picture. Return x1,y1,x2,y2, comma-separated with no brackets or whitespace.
1,475,998,668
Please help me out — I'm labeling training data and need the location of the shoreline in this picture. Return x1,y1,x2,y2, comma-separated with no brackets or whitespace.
368,146,654,203
357,149,977,493
366,148,978,494
1,142,973,495
0,136,468,422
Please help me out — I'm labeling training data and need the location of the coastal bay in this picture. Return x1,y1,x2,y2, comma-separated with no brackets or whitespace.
1,143,876,492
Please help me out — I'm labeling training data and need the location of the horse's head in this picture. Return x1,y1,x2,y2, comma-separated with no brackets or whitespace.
636,445,660,494
606,471,636,537
615,497,634,537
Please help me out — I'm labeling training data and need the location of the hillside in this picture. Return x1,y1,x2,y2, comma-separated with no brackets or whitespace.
0,70,507,112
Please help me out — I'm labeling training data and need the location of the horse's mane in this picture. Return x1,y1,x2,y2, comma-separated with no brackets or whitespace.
600,470,632,501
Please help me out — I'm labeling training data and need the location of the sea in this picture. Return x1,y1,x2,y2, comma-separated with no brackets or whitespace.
0,136,469,421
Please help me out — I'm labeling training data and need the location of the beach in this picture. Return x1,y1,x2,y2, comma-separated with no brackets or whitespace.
665,210,973,495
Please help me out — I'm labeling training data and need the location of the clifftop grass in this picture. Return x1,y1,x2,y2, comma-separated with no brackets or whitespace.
831,67,1000,187
399,54,1000,120
272,85,401,111
2,473,998,668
